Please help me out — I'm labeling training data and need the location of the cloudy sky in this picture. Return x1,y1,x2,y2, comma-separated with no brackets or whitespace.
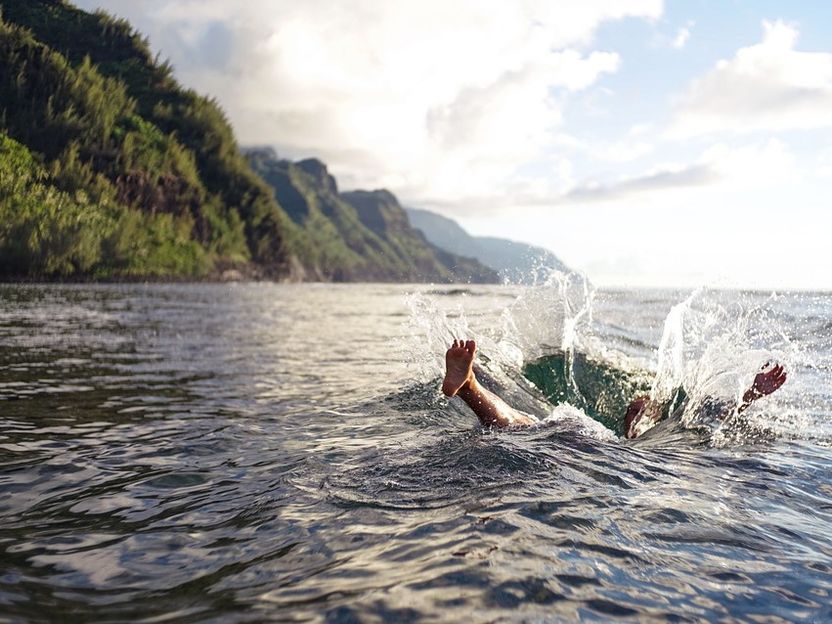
76,0,832,289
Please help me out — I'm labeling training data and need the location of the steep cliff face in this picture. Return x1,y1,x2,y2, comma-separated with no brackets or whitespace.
342,190,498,283
341,190,409,235
248,150,498,283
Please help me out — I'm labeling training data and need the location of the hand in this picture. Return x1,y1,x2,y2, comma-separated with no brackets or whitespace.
745,362,787,401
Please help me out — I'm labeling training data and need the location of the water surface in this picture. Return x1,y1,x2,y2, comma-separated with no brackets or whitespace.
1,283,830,622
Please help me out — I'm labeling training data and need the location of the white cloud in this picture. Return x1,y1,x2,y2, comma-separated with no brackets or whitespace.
672,23,692,49
702,138,796,185
562,137,795,203
463,138,825,289
670,20,832,137
815,148,832,178
553,132,654,163
564,163,716,202
76,0,662,203
555,157,575,188
401,136,797,219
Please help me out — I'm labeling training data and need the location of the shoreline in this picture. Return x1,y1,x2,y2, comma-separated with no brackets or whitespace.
1,278,829,295
0,273,500,286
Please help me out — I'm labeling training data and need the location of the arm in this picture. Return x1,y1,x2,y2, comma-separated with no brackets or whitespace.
737,363,787,415
625,365,785,439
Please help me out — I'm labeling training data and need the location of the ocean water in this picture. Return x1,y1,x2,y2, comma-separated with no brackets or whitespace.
0,282,830,623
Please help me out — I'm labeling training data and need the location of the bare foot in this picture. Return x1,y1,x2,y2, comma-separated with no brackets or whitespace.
442,339,476,397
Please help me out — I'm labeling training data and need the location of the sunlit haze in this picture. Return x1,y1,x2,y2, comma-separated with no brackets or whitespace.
76,0,832,289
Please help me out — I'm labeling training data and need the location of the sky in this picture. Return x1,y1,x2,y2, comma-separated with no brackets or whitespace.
75,0,832,289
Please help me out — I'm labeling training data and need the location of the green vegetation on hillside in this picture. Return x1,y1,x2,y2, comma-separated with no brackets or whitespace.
342,189,496,283
0,132,207,276
0,0,497,283
0,0,297,278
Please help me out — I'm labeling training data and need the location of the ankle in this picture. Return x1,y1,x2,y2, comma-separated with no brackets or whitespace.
457,375,477,398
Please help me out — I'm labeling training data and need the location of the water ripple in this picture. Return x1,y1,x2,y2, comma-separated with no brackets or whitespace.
0,284,830,622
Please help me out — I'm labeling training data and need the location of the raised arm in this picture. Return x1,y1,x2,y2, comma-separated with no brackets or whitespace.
737,362,787,415
625,364,786,439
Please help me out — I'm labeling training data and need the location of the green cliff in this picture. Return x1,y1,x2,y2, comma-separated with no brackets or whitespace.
0,0,304,278
247,149,498,282
0,0,497,283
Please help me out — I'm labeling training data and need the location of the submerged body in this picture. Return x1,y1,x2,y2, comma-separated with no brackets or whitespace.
443,340,787,438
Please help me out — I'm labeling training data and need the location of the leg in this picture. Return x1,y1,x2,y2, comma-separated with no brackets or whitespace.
443,340,536,428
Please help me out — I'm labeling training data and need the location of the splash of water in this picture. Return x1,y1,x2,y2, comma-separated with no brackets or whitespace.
405,278,816,444
646,289,808,443
404,273,609,437
404,272,596,377
651,289,701,404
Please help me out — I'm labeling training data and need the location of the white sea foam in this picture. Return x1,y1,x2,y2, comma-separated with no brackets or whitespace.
537,403,618,442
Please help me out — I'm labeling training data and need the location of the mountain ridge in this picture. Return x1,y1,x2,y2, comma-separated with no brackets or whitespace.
406,207,570,284
245,148,498,283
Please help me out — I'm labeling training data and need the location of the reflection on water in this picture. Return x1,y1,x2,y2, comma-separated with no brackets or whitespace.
0,283,830,622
